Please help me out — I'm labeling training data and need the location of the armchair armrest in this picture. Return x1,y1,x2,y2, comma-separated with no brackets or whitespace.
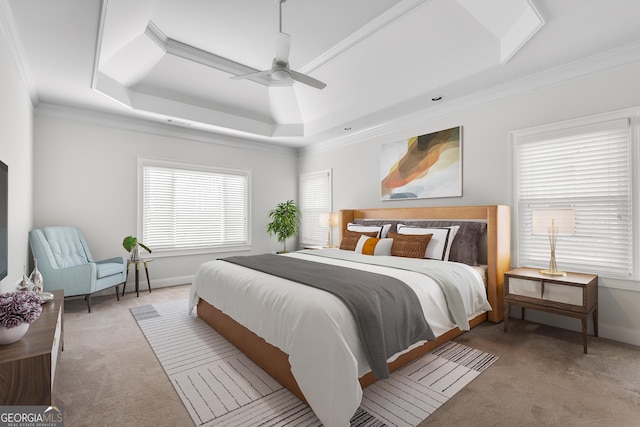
97,256,127,266
43,262,97,296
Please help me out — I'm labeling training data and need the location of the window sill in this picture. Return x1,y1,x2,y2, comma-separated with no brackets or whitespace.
146,244,252,258
598,276,640,292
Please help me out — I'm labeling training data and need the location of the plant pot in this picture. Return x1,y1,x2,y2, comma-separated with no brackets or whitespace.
0,322,30,345
130,246,140,262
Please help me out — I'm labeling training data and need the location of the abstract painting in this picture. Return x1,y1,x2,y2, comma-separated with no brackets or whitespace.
380,126,462,200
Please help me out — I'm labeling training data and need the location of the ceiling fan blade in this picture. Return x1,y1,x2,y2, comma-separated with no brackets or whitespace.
290,70,327,89
230,69,272,80
275,32,291,64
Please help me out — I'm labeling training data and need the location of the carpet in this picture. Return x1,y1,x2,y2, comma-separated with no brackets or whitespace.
132,300,498,427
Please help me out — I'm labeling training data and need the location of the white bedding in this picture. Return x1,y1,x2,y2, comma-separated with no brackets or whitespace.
188,248,491,427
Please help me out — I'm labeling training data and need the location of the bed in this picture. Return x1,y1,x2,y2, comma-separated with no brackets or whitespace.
189,205,510,426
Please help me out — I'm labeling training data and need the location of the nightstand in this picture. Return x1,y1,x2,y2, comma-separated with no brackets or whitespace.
504,267,598,353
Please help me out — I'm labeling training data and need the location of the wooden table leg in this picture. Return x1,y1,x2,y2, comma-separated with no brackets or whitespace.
593,305,599,337
135,263,140,297
504,303,510,331
582,316,588,354
144,262,152,293
122,263,130,296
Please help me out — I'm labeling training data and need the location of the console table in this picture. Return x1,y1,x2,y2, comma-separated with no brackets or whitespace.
0,289,63,405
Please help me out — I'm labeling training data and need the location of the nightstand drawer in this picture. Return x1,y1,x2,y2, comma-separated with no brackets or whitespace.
544,283,583,305
509,277,583,306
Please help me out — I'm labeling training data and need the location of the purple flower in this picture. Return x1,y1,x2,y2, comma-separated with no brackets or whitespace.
0,291,44,329
1,314,23,328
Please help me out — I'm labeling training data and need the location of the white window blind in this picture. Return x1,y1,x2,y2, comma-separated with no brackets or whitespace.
300,169,332,246
140,158,250,253
514,117,634,279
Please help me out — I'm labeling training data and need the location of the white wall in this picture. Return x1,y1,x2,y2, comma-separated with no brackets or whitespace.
0,29,33,293
33,116,299,291
299,62,640,346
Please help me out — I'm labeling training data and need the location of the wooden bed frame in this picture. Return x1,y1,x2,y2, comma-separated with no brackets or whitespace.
197,205,510,403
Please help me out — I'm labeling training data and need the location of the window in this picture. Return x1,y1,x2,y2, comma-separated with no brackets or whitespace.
513,109,639,279
299,169,332,246
139,157,250,255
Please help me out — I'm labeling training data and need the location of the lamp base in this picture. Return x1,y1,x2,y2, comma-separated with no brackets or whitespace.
539,269,567,277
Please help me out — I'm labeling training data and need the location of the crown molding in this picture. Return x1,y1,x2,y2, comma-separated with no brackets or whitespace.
498,0,545,64
301,0,429,74
90,0,107,90
34,102,298,156
0,0,39,105
302,40,640,155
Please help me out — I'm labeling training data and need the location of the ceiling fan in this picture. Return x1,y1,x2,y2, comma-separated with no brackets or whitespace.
230,0,327,89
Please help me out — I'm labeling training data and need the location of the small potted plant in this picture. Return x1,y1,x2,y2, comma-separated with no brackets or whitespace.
122,236,152,261
0,291,44,344
267,200,301,253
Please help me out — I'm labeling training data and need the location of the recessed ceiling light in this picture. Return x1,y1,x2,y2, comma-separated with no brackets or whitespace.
166,118,192,127
431,96,443,102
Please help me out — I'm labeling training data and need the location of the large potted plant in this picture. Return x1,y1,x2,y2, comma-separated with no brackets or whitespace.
267,200,301,253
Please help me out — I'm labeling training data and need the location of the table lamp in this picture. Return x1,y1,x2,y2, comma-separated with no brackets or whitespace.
319,212,340,247
532,208,576,276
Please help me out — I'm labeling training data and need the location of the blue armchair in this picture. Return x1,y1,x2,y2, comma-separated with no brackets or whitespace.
28,226,127,312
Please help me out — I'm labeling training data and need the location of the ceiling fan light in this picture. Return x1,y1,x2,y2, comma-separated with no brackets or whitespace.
271,69,290,81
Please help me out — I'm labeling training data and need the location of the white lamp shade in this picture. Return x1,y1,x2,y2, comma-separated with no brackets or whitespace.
318,212,339,227
532,208,576,235
328,212,340,227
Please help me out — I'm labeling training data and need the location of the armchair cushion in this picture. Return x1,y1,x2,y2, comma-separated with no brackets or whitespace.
97,262,126,279
43,226,90,268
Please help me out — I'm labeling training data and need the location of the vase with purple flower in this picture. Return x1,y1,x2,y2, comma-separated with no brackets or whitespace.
0,291,44,344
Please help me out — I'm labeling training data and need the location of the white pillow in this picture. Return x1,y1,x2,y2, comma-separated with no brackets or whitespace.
354,235,393,256
397,224,460,261
347,223,392,238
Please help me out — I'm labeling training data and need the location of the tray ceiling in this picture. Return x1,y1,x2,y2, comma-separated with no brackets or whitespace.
3,0,640,148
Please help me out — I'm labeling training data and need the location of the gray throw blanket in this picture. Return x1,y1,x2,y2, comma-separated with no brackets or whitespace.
304,249,487,330
221,254,435,379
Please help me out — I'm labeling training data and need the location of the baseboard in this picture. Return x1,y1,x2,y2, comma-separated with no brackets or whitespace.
121,275,194,294
509,307,640,347
86,275,194,298
598,322,640,347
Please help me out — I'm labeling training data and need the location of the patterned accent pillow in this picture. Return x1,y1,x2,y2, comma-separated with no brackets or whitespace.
354,235,393,256
339,230,379,251
388,232,433,258
397,224,460,261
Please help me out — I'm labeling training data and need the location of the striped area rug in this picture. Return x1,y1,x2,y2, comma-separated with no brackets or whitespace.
131,300,497,427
